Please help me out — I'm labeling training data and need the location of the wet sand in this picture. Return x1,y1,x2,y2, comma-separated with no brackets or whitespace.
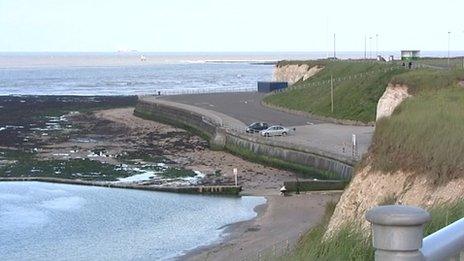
1,99,341,260
185,192,341,261
96,108,300,193
97,108,342,260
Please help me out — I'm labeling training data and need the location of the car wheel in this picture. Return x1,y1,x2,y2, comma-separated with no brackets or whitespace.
282,132,287,136
266,133,270,137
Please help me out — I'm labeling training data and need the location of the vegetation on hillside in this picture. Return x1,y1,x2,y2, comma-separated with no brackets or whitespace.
266,61,464,259
277,199,464,261
370,69,464,179
264,60,406,123
418,57,464,69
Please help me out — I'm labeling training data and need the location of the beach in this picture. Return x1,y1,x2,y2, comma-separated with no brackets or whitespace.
0,96,340,260
95,107,342,260
185,192,341,260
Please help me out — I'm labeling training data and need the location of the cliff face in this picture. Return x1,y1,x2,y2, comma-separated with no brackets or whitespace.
273,64,323,85
376,84,410,121
326,83,463,235
326,164,464,234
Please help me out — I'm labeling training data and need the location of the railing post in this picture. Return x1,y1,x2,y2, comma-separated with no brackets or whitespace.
366,205,431,261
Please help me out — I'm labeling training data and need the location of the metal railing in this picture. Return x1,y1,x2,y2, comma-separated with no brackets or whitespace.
220,121,359,162
421,218,464,261
154,86,257,96
366,205,464,261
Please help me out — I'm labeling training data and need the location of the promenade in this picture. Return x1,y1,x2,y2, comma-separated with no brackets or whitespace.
150,92,374,159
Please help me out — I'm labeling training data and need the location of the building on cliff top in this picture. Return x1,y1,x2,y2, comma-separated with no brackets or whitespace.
401,50,420,61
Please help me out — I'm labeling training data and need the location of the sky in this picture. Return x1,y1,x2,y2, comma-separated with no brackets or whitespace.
0,0,463,52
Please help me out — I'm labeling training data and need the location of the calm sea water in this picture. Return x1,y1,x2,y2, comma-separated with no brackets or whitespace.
0,63,273,96
0,52,459,96
0,182,266,261
0,53,281,96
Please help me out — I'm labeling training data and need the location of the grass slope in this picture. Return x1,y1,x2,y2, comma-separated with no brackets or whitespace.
280,199,464,261
267,64,464,260
265,60,406,123
370,69,464,179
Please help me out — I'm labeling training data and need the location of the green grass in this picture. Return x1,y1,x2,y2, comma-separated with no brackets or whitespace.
277,201,374,261
418,57,464,69
425,200,464,236
369,85,464,180
278,199,464,261
390,68,464,94
262,61,464,259
264,60,406,123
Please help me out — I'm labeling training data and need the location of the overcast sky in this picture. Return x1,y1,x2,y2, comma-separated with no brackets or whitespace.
1,0,463,52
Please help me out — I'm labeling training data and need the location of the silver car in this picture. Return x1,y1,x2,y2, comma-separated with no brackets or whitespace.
259,125,290,137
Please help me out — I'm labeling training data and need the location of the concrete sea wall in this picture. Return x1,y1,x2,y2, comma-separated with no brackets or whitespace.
225,132,354,180
135,97,354,180
0,177,242,195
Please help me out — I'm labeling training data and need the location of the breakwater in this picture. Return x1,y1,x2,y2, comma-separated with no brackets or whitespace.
135,97,354,180
0,177,242,195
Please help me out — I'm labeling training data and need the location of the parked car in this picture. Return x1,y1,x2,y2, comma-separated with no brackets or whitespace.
260,125,290,137
246,122,269,133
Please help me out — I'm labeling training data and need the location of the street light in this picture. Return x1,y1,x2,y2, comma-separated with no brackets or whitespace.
462,31,464,69
333,33,336,59
376,34,379,58
369,36,373,59
364,35,367,60
448,31,451,68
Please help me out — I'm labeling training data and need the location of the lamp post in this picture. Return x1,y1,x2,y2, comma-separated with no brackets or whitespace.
448,31,451,68
364,35,367,60
376,34,379,58
369,36,373,59
333,33,336,59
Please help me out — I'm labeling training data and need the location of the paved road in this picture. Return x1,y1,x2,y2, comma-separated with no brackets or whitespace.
158,92,374,158
161,92,324,126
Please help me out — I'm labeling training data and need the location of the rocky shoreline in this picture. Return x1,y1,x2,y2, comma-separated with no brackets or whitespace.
0,95,340,260
0,96,298,193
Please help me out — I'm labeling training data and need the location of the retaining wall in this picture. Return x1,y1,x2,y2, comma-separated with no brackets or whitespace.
0,177,242,195
134,97,354,180
284,180,347,192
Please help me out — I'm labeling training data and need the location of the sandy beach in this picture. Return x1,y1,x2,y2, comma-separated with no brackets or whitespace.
95,107,301,193
97,108,342,260
95,108,342,260
0,99,341,260
185,192,341,261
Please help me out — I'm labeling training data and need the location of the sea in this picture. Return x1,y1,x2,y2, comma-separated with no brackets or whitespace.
0,51,459,96
0,51,459,260
0,182,266,260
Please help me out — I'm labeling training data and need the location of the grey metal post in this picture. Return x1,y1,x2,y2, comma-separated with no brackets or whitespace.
366,205,431,261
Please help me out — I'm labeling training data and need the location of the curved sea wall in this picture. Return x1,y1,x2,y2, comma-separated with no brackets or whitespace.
135,97,354,180
225,131,354,180
135,99,226,149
